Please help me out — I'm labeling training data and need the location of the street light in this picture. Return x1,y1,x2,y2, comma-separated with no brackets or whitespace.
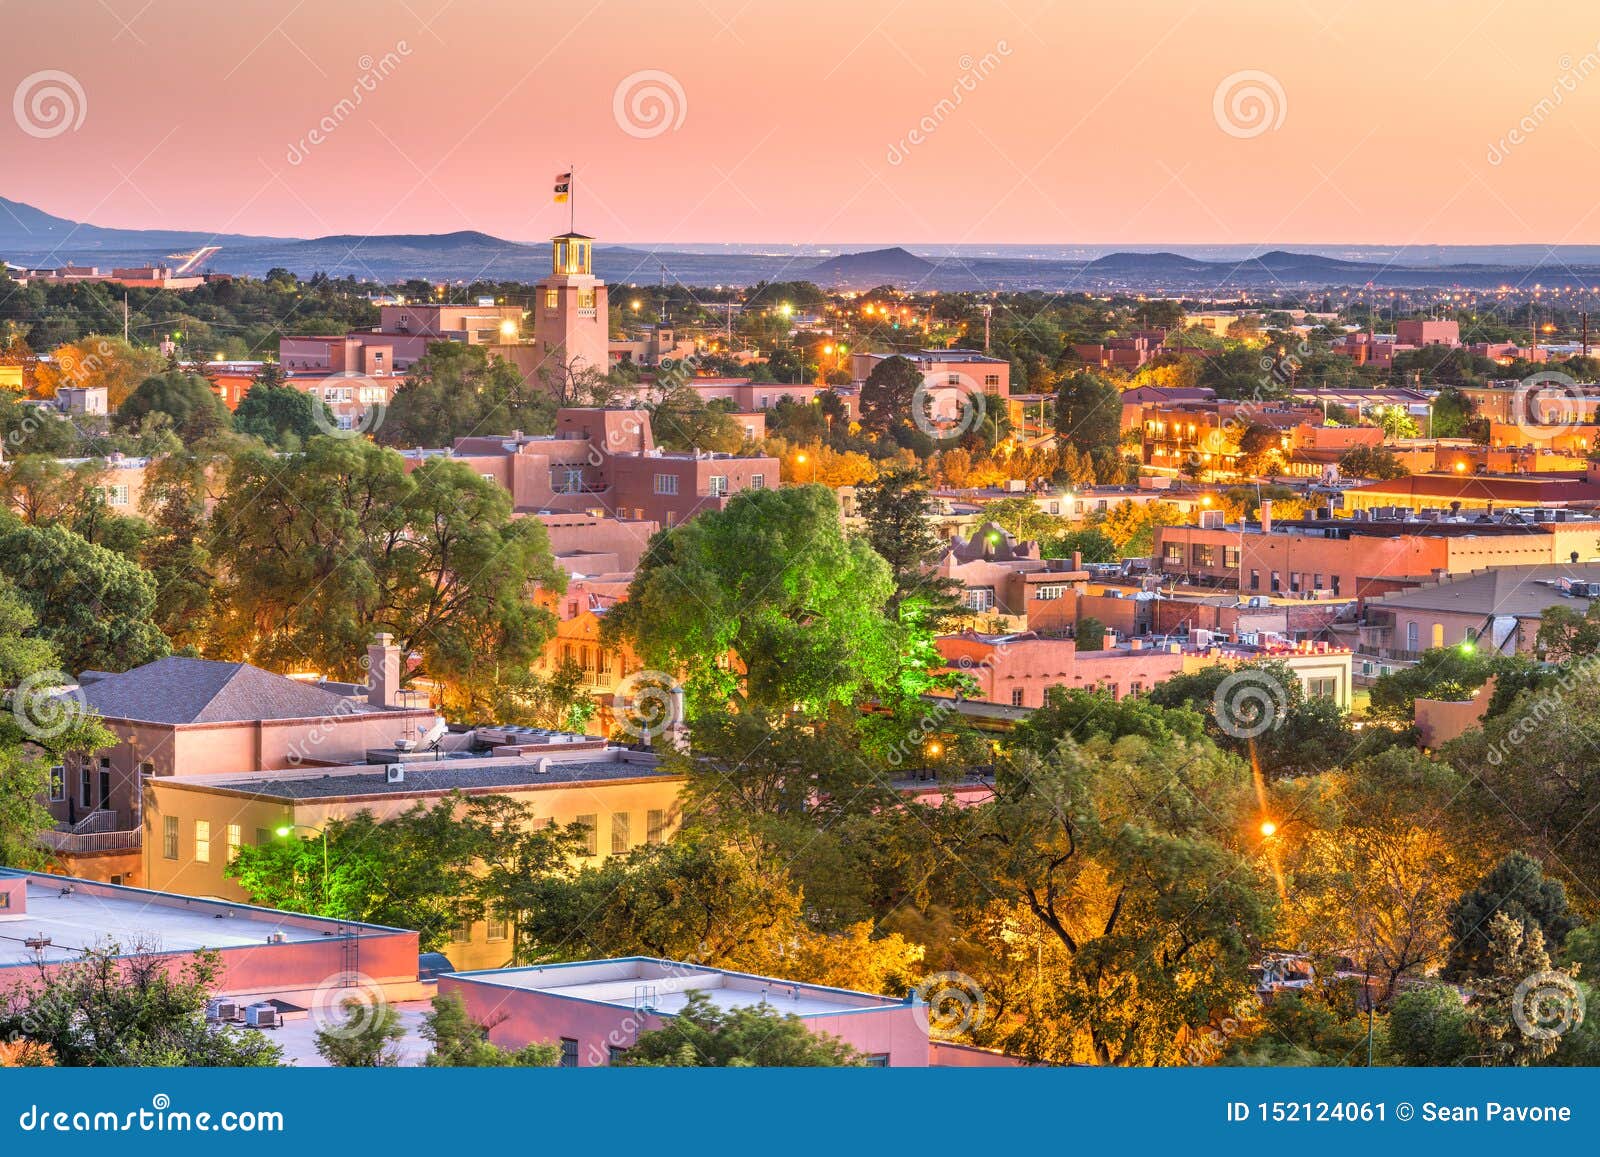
1259,820,1278,838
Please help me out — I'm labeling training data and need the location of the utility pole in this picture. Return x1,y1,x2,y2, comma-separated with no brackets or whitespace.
123,293,129,343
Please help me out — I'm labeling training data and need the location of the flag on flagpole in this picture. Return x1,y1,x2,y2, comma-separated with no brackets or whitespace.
553,171,571,203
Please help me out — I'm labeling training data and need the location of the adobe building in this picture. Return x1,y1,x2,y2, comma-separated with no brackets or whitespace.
0,870,422,1008
414,406,779,529
438,958,935,1067
1154,502,1600,603
142,744,684,971
42,642,438,886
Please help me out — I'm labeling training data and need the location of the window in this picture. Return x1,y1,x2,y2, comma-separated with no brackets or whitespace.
1129,681,1143,697
1192,545,1216,568
947,373,961,385
1406,621,1419,651
611,811,631,854
708,475,728,497
48,765,64,802
750,473,765,490
1034,584,1067,601
984,374,1000,387
607,1046,628,1066
1249,570,1260,591
559,1038,579,1068
1163,542,1184,565
653,473,678,495
256,827,271,847
450,920,472,944
0,892,8,910
106,484,130,506
194,820,211,863
576,814,597,855
544,288,558,308
1431,622,1445,649
1011,689,1025,707
865,1054,891,1067
80,768,92,808
99,768,111,807
1270,571,1282,593
554,464,584,494
485,917,508,942
965,588,995,611
163,816,179,860
1225,547,1241,568
665,511,678,527
1288,573,1302,593
1331,575,1341,596
226,824,242,863
577,289,595,310
1308,677,1338,700
647,809,668,845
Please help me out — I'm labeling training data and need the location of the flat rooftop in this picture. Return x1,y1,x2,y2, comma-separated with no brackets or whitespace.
172,753,676,802
450,958,907,1018
0,872,398,968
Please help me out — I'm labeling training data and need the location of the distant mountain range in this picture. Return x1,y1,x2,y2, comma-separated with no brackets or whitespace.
4,197,1600,292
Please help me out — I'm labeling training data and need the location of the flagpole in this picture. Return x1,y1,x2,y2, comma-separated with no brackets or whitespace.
570,163,575,234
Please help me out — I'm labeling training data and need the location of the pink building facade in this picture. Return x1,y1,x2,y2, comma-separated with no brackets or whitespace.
437,957,933,1067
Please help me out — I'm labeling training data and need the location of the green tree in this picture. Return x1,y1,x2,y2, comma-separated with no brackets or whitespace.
1444,852,1575,981
1388,985,1474,1066
0,944,283,1067
233,374,334,449
115,372,232,443
314,998,405,1066
858,355,923,434
1043,526,1117,563
1338,444,1409,480
927,735,1276,1065
0,575,57,687
605,486,901,714
0,517,169,672
1075,615,1106,650
421,992,559,1067
618,990,863,1067
649,387,745,453
383,343,553,447
209,439,561,711
1054,368,1121,450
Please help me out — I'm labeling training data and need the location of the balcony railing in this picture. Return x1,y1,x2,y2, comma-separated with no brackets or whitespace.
38,826,140,854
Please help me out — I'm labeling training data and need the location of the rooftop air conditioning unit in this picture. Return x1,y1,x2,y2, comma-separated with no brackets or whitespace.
265,931,287,945
386,763,406,784
244,1004,280,1029
535,757,552,775
1198,510,1225,529
206,998,239,1022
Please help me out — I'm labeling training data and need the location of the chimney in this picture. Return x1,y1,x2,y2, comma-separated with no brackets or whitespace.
663,685,690,754
1259,499,1273,534
367,633,401,708
1071,550,1083,571
0,875,26,919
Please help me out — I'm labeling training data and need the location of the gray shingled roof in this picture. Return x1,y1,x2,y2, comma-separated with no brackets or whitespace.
74,657,379,725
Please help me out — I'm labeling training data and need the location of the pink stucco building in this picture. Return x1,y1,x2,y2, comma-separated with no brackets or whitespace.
0,870,421,1007
437,957,933,1067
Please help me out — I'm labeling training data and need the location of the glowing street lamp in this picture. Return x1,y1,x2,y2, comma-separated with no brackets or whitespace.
1259,820,1278,838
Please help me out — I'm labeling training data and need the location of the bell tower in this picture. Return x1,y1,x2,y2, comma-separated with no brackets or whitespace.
532,232,609,383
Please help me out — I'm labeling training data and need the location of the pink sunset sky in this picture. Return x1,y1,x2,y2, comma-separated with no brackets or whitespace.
9,0,1600,246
